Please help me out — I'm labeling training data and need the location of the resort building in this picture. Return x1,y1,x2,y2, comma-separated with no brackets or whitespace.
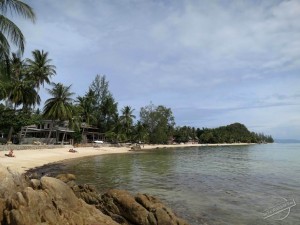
19,120,105,145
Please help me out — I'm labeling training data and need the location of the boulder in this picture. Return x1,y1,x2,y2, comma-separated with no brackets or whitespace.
2,176,119,225
0,168,190,225
99,189,189,225
56,173,76,183
72,184,102,205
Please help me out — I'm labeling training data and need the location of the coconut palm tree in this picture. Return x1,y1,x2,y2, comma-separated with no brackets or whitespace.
7,53,40,109
76,89,96,126
43,82,74,121
26,50,56,89
1,0,35,100
0,0,35,57
120,106,135,141
43,82,74,144
133,121,148,144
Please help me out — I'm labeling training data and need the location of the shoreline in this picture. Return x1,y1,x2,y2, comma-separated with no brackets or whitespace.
0,143,254,174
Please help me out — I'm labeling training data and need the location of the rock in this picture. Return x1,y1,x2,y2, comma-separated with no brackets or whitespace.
56,173,76,183
98,189,189,225
29,179,41,189
72,184,102,205
0,167,190,225
0,168,119,225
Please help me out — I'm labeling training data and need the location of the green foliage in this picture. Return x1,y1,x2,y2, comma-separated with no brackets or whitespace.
0,104,42,137
26,49,56,88
87,75,118,132
120,106,136,141
140,103,175,144
0,0,35,59
43,83,74,121
173,126,198,143
71,129,82,144
197,123,274,144
132,121,149,144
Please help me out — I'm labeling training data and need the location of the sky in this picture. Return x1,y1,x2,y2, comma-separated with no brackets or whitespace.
13,0,300,139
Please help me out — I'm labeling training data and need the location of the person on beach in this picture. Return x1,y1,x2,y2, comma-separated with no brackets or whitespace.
5,149,15,157
69,148,77,153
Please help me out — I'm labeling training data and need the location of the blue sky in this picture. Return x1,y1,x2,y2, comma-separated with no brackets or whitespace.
15,0,300,139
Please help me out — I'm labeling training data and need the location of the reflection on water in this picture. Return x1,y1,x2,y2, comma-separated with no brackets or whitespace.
41,144,300,225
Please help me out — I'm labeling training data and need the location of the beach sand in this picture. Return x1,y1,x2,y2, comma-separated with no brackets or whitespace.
0,143,252,173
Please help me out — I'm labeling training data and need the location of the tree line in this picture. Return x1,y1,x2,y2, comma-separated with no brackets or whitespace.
0,0,274,145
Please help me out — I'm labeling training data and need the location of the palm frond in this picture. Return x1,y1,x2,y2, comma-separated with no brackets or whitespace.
0,0,36,22
0,15,25,53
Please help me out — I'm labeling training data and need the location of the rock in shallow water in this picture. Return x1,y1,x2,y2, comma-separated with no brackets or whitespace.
0,167,190,225
98,189,189,225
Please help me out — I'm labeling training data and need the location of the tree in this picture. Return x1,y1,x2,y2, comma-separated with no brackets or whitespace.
4,52,40,141
89,74,111,108
76,89,96,126
120,106,135,140
43,83,74,144
43,82,74,121
26,49,56,89
133,121,148,144
0,0,35,58
0,104,42,143
89,74,117,132
197,123,274,144
99,95,118,132
140,103,175,144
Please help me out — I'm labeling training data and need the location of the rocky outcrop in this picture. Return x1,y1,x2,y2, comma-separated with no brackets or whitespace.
71,184,189,225
2,176,119,224
99,189,189,225
0,166,190,225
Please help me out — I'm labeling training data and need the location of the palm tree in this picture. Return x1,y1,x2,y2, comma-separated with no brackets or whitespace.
134,121,148,144
99,95,118,132
7,53,40,109
43,82,74,120
120,106,135,141
76,89,96,126
43,82,74,144
1,0,35,100
0,0,35,58
26,50,56,89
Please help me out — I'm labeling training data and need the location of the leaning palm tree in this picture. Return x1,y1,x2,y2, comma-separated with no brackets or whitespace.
43,82,74,144
26,50,56,89
0,0,35,57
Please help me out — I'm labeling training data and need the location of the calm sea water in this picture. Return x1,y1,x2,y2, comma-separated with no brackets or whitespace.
40,144,300,225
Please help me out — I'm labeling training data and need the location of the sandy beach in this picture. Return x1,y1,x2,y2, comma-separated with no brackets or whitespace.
0,143,252,173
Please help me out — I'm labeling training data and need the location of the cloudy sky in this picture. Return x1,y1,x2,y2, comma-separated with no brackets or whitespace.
15,0,300,139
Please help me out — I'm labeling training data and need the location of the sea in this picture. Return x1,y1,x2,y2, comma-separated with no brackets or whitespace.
36,143,300,225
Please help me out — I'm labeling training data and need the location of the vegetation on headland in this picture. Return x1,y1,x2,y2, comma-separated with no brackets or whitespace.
0,0,274,145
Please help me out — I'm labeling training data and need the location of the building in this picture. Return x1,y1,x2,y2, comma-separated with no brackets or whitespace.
19,121,105,145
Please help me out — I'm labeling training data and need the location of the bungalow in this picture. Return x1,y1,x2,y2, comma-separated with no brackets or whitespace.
19,121,106,145
19,120,74,145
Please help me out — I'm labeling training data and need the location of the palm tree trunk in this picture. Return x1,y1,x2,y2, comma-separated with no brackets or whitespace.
46,121,54,144
7,126,14,143
7,103,17,143
61,131,66,145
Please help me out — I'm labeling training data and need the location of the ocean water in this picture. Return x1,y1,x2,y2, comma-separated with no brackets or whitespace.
39,144,300,225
